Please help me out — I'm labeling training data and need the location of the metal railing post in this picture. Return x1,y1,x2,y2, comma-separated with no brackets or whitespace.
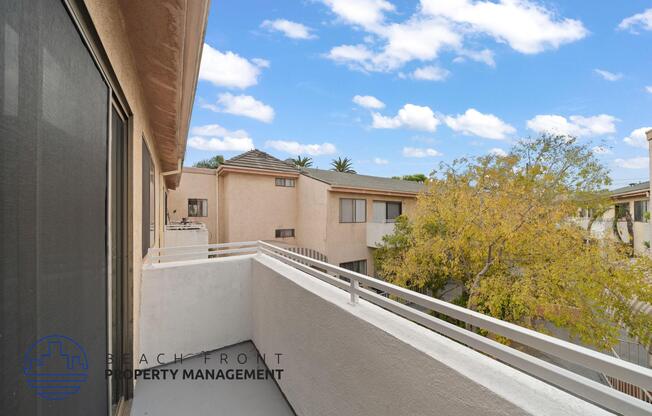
350,278,359,305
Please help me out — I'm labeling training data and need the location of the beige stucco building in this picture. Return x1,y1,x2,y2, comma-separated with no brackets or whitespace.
169,150,423,276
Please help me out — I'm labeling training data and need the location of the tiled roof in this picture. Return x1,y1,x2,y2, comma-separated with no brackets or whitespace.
302,168,425,194
222,150,299,173
610,181,650,197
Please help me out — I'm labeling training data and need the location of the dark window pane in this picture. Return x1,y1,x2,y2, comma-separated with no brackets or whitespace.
386,202,401,221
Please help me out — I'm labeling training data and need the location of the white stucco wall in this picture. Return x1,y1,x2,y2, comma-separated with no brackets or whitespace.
139,256,254,367
250,255,610,416
163,228,209,247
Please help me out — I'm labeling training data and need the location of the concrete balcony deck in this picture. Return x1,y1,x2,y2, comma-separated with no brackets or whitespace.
137,242,652,416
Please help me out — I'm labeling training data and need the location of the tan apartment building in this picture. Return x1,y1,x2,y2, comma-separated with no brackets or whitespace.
1,0,208,414
170,150,424,276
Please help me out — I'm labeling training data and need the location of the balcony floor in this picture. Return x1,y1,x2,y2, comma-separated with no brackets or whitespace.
130,341,295,416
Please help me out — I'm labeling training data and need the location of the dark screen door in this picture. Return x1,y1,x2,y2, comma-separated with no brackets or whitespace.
1,0,109,414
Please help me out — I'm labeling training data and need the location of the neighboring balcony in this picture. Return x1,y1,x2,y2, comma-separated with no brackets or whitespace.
164,222,209,247
367,221,396,247
136,242,652,416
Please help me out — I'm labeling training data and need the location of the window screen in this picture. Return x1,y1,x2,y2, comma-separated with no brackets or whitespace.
275,229,295,238
634,200,648,222
386,202,402,221
340,260,367,275
1,0,109,413
340,198,366,223
275,177,295,187
188,199,208,217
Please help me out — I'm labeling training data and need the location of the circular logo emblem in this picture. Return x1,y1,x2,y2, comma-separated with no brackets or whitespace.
23,335,89,400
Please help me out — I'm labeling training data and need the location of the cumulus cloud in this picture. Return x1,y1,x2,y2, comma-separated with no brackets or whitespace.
261,19,316,39
188,123,254,152
618,8,652,33
614,157,649,169
323,0,395,29
202,93,275,123
265,140,337,156
199,44,268,89
410,65,450,81
594,69,622,81
373,157,389,165
353,95,385,109
402,147,442,158
444,108,515,140
526,114,617,137
646,86,652,94
372,104,439,132
324,0,587,73
623,127,652,149
489,147,508,156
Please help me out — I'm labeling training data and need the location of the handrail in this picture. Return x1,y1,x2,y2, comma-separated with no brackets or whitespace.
146,241,258,264
257,241,652,416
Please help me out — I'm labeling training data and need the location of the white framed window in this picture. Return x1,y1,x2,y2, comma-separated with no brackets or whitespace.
275,229,295,238
340,198,366,223
188,199,208,217
275,177,296,187
634,200,648,222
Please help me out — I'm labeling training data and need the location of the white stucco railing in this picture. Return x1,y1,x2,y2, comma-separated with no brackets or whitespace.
366,221,395,247
255,241,652,416
142,241,652,415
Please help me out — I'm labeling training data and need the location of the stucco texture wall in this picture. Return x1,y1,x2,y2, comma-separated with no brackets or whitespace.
83,0,165,364
219,172,298,244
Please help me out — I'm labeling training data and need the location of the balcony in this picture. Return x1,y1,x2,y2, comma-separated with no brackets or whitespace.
367,221,396,247
163,222,209,247
135,242,652,416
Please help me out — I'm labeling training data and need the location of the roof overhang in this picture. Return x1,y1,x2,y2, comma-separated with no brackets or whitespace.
117,0,210,189
328,186,419,198
217,165,300,178
610,190,649,201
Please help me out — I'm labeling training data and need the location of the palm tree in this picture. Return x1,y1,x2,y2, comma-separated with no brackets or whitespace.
330,157,356,173
193,155,224,169
290,156,313,168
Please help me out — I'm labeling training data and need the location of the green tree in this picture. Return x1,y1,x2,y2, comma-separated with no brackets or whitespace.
290,156,313,168
393,173,428,182
330,157,356,173
193,155,224,169
375,134,652,350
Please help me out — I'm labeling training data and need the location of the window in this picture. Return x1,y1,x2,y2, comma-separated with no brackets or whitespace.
615,203,630,220
277,229,294,238
275,229,295,238
142,141,155,257
340,198,366,223
373,201,402,223
340,260,367,275
634,200,648,222
188,199,208,217
275,177,296,187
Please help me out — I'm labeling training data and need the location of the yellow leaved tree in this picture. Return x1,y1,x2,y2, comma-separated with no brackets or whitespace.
375,134,652,350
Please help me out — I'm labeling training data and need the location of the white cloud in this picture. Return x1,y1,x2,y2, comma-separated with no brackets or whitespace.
444,108,515,140
251,58,270,68
526,114,617,137
188,137,254,152
373,157,389,165
420,0,588,54
323,0,395,29
203,93,275,123
372,104,439,132
402,147,442,158
265,140,337,156
261,19,316,39
594,69,622,81
199,44,267,89
188,123,254,152
614,157,650,170
646,86,652,94
353,95,385,109
489,147,507,157
411,65,450,81
623,127,652,149
323,0,585,75
592,146,612,155
618,8,652,33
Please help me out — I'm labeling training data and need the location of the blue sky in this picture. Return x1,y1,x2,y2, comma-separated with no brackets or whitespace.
185,0,652,187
